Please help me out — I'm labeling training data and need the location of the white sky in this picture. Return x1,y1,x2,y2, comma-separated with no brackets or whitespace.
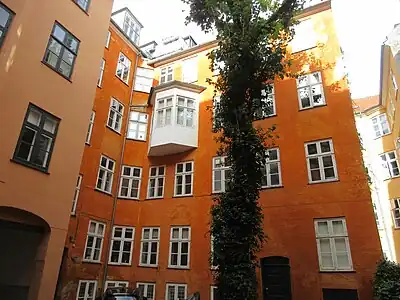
113,0,400,99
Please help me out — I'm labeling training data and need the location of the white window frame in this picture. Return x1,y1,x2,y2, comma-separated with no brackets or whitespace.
156,97,173,127
254,84,276,119
160,65,174,84
96,155,115,194
127,111,148,140
392,199,400,229
118,166,142,199
139,227,160,267
210,286,218,300
105,30,111,48
165,283,187,300
71,175,82,215
85,111,95,144
136,282,156,300
371,113,391,138
212,156,231,193
83,220,105,262
77,280,97,300
314,218,353,272
107,98,124,133
174,161,194,197
213,95,222,128
379,151,400,179
297,72,325,110
104,281,129,291
134,67,154,93
210,235,218,269
97,58,105,87
305,139,338,183
116,52,131,84
168,226,191,269
176,96,196,127
109,226,135,265
182,56,198,83
261,148,282,188
291,19,317,53
147,166,166,199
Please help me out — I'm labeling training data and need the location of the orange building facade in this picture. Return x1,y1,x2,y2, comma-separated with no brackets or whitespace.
61,2,382,300
0,0,113,299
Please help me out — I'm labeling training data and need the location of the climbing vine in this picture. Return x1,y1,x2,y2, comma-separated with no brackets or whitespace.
183,0,302,299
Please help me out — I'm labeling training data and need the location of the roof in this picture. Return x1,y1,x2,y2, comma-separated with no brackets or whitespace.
353,95,380,113
112,7,144,28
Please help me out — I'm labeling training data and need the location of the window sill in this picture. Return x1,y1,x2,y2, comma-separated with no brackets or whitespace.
82,260,102,264
374,133,391,140
138,264,158,268
319,270,355,274
126,138,147,142
118,196,140,201
71,0,90,15
308,179,339,185
41,61,73,82
85,142,91,146
94,188,113,196
291,45,318,55
146,197,164,200
173,194,194,198
260,185,284,190
384,175,400,181
115,75,130,87
254,113,277,121
97,84,102,89
167,266,190,270
108,262,132,266
10,158,50,174
106,125,122,135
299,103,327,111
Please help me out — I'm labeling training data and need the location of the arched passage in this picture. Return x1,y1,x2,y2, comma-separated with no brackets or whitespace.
0,206,50,300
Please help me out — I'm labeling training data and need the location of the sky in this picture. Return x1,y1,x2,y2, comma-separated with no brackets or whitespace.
113,0,400,99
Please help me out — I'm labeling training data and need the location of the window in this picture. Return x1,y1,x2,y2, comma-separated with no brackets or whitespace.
96,155,115,193
391,70,398,91
134,67,154,93
177,96,195,127
261,148,282,188
211,286,218,300
0,2,14,49
74,0,90,12
254,84,276,119
123,12,141,44
105,281,128,291
175,161,194,196
210,235,218,269
391,199,400,229
119,166,141,199
305,139,338,183
109,226,134,265
136,282,155,300
291,19,317,53
213,60,225,76
83,220,105,262
107,98,124,133
166,284,187,300
77,280,97,300
160,66,173,84
140,227,160,266
13,104,59,172
127,111,148,140
85,111,95,144
314,218,353,271
71,175,82,215
43,22,79,79
116,52,131,83
182,57,198,83
213,95,222,128
105,31,111,48
379,151,400,179
371,114,391,138
156,97,173,127
169,227,191,268
147,166,165,199
97,58,105,87
297,72,325,109
212,157,231,193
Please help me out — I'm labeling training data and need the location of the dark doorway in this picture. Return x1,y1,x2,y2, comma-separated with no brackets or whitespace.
260,256,292,300
0,209,49,300
323,289,359,300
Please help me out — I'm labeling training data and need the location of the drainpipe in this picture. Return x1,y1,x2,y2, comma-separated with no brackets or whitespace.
101,53,140,293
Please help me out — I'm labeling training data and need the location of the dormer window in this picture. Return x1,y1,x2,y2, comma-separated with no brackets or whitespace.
123,13,141,45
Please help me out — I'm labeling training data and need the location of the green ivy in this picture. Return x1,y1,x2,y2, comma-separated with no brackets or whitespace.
183,0,302,299
373,260,400,299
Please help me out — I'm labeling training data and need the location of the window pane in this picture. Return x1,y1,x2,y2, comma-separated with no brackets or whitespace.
332,220,345,235
307,144,318,155
43,118,57,133
320,141,331,153
53,25,66,42
311,84,323,104
27,109,42,126
317,221,329,235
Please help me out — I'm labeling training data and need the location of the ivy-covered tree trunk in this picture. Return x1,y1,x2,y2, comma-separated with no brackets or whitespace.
183,0,302,299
